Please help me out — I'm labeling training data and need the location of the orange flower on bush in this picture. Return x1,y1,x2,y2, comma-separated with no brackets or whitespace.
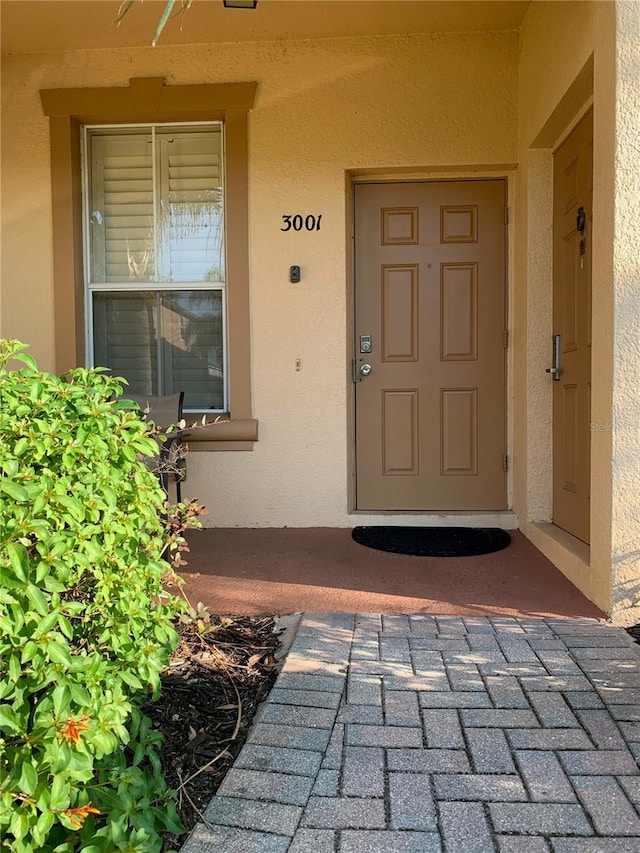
57,714,91,744
63,803,101,830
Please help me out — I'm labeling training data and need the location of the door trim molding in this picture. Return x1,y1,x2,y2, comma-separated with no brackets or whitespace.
551,96,594,154
350,167,517,184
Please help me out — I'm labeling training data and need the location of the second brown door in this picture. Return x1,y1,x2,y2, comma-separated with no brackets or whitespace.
354,180,507,511
552,109,593,544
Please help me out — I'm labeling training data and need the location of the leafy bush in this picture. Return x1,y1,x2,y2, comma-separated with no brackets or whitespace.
0,340,189,852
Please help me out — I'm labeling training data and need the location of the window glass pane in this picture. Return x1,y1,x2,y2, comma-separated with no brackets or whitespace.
88,130,154,283
93,291,159,394
156,128,225,283
162,290,224,410
92,290,224,411
87,124,226,410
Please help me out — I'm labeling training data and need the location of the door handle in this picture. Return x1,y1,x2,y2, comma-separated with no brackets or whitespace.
546,334,562,380
352,358,373,382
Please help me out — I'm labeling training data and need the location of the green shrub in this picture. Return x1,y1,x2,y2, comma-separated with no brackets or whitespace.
0,340,187,852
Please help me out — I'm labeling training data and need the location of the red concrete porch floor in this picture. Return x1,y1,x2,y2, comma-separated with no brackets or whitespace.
180,528,606,620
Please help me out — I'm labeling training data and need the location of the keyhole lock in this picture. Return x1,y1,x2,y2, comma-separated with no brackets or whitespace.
577,206,586,235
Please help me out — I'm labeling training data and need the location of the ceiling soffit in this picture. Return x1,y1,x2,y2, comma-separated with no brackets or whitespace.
1,0,531,55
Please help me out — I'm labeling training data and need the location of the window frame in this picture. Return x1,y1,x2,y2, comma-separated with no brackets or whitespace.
40,77,258,445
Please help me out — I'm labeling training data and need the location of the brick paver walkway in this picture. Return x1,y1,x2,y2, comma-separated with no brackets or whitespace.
181,613,640,852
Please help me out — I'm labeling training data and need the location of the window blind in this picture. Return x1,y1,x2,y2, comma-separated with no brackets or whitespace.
92,292,158,394
89,133,154,283
157,130,224,284
89,128,224,284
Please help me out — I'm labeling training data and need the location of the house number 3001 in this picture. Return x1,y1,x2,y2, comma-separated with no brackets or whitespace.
281,214,322,232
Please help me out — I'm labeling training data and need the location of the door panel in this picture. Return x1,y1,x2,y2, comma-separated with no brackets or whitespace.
354,180,507,511
552,109,593,543
441,263,478,360
441,388,478,475
382,265,419,361
382,390,419,474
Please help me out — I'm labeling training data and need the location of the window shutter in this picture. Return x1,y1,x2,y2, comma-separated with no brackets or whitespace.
92,292,158,394
89,133,154,283
161,291,224,410
157,129,224,283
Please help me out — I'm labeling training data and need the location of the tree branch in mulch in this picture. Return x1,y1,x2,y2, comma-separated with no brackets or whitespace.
143,612,281,851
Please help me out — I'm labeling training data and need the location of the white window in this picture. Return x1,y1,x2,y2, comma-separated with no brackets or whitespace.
83,123,226,412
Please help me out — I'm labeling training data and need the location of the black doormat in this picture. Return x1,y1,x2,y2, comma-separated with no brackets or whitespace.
626,625,640,646
352,526,512,557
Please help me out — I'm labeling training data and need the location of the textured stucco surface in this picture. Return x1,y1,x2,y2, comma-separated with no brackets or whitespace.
522,148,553,524
515,0,640,621
515,2,607,608
0,63,55,367
609,0,640,622
1,30,518,528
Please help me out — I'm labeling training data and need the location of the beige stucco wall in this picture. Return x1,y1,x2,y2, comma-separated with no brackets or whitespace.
610,0,640,623
515,1,605,607
516,0,640,622
1,30,518,528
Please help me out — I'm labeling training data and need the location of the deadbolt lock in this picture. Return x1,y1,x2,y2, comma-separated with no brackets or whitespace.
360,335,372,353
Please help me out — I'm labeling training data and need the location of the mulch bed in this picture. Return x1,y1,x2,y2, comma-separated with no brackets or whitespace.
143,613,281,851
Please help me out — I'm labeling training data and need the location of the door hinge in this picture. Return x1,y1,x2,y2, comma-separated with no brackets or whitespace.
503,329,509,348
503,454,508,473
504,206,509,225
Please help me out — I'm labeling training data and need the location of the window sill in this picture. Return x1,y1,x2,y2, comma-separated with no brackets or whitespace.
183,417,258,451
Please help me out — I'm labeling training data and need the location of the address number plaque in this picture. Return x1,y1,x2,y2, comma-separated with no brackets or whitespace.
281,214,323,232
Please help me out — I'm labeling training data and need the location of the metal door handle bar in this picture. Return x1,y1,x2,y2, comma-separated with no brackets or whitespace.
546,334,562,380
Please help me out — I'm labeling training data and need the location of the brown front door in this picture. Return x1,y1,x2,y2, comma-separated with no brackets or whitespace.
354,180,507,511
552,109,593,544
